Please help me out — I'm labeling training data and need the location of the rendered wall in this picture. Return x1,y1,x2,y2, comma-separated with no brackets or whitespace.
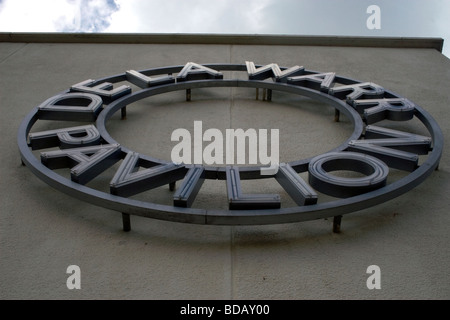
1,39,449,299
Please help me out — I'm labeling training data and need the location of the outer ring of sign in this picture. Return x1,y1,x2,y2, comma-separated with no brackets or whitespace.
17,64,443,225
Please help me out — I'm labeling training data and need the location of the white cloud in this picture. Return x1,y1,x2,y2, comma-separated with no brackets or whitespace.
105,0,270,34
55,0,120,32
0,0,119,32
0,0,67,32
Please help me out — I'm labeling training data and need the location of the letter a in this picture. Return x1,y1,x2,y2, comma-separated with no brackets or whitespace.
366,265,381,289
366,5,381,30
171,128,191,164
66,265,81,290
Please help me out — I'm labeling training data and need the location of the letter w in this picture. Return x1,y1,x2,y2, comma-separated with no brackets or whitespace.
246,61,304,82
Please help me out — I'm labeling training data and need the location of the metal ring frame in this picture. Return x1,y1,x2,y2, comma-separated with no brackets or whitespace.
18,63,444,228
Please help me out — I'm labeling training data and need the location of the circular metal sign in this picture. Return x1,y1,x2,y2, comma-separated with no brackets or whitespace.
18,62,443,232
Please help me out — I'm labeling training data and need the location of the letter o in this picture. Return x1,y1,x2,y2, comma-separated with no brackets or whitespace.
308,152,389,198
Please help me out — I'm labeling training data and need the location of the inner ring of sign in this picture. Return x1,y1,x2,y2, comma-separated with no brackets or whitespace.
96,79,364,176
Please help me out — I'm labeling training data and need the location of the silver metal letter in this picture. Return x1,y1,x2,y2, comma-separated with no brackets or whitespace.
126,70,175,88
329,82,384,105
176,62,223,82
37,92,103,121
173,165,205,208
308,152,389,198
351,98,416,124
110,152,187,197
40,144,122,185
275,163,318,206
287,72,336,92
246,61,304,83
347,126,432,171
71,79,131,104
29,125,101,150
226,166,280,210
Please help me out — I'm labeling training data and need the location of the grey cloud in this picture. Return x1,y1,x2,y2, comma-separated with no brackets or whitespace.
245,0,448,38
253,0,365,35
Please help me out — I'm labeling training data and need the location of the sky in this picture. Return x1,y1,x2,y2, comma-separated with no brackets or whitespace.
0,0,449,57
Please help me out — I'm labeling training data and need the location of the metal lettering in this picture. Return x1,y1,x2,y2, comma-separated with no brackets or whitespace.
40,144,122,185
245,61,304,82
329,82,384,104
37,92,103,121
287,72,336,92
308,152,389,198
173,166,205,208
125,70,175,88
356,125,431,155
275,163,318,206
226,166,280,210
17,61,443,230
29,125,101,150
176,62,223,82
70,79,131,104
347,125,432,171
352,98,416,124
110,152,187,197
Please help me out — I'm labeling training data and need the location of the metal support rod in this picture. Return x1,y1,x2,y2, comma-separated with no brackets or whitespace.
122,212,131,232
121,106,127,120
255,88,259,100
263,88,267,101
186,89,191,101
169,181,176,191
333,215,342,233
334,108,340,122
